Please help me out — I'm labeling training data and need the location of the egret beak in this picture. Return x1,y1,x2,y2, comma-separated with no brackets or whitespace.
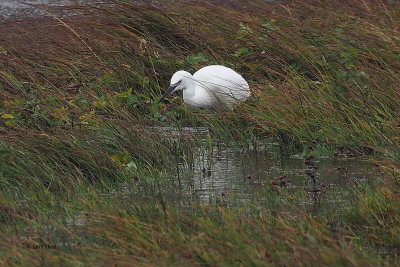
158,82,180,103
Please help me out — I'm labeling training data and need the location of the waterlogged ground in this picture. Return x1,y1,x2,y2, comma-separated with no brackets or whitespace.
0,1,398,264
189,145,375,205
0,0,255,19
0,0,108,19
164,128,378,209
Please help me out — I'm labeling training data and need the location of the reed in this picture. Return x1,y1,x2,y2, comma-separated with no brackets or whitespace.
0,0,399,265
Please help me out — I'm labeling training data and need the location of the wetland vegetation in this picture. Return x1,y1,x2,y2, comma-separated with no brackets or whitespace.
0,0,399,265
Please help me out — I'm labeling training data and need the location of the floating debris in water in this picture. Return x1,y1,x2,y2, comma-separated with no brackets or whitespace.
268,175,289,187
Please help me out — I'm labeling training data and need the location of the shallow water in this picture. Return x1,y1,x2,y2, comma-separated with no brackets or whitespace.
0,0,265,20
193,145,373,203
168,128,377,207
0,0,106,19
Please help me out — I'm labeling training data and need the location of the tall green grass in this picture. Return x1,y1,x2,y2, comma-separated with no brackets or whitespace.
0,0,399,265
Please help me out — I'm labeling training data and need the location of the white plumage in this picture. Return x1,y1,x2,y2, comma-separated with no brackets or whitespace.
158,65,250,109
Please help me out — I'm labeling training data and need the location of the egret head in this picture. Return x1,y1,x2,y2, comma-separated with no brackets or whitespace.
158,71,192,103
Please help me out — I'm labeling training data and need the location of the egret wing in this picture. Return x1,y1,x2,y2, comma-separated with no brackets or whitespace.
193,65,250,107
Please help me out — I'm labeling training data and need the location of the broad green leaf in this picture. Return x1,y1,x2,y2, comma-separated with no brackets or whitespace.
126,161,137,171
235,47,249,57
185,52,207,65
1,114,13,119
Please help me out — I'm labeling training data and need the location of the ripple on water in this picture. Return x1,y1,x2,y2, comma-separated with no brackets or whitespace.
162,127,378,208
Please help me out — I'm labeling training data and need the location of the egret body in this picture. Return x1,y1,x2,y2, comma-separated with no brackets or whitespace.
158,65,250,109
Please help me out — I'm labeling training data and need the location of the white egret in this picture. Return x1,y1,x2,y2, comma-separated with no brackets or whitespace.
158,65,250,109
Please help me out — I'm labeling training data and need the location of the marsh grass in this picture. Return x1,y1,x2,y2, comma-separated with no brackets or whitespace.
0,0,399,265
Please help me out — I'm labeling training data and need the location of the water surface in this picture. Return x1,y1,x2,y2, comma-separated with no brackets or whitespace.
0,0,106,19
167,127,377,208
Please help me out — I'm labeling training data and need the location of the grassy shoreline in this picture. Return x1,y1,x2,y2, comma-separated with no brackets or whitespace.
0,0,399,265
